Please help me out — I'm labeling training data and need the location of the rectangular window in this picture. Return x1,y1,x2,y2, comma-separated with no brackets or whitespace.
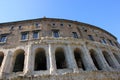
53,30,59,38
0,35,7,42
19,26,22,30
21,32,28,41
72,32,78,38
109,40,114,46
33,31,39,39
88,35,94,41
35,23,40,28
101,38,107,44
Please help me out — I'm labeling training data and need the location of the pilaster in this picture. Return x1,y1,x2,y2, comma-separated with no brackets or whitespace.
64,44,79,72
24,45,33,75
0,50,13,79
48,44,56,74
81,43,97,71
107,47,120,69
96,45,112,71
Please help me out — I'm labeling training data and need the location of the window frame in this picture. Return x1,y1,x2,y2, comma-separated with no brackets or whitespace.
21,32,28,41
33,31,39,39
101,38,107,44
72,32,78,38
88,35,94,41
0,35,7,43
35,23,40,28
52,30,60,38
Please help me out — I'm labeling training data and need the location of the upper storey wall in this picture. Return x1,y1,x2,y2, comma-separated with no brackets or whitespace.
0,18,119,48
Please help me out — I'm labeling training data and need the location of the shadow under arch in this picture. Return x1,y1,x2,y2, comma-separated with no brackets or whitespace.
0,51,4,67
55,47,67,69
13,49,25,72
102,51,114,68
89,49,102,70
113,53,120,64
34,48,47,71
73,48,85,70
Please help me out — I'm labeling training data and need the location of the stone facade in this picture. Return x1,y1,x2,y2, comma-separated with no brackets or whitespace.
0,18,120,80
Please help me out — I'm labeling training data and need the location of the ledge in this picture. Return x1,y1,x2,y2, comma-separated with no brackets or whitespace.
20,39,28,42
6,71,120,80
0,42,6,44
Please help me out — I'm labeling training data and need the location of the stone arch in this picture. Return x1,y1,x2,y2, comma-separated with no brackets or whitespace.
102,51,114,68
34,48,47,71
113,53,120,64
13,49,25,72
0,52,4,67
89,49,102,70
73,48,85,70
55,47,67,69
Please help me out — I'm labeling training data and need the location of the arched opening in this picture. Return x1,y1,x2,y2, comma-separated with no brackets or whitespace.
13,49,25,72
113,53,120,64
34,48,47,71
89,49,102,70
55,47,67,69
74,48,85,70
0,52,4,67
102,51,114,68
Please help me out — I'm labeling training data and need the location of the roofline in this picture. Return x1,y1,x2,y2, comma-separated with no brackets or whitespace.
0,17,117,40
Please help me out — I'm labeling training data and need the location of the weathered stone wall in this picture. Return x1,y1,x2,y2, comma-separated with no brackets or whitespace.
0,38,119,79
8,71,120,80
0,18,119,80
0,18,119,48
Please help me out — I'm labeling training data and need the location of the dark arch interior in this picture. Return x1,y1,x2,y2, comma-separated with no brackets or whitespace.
102,51,114,68
0,52,4,67
74,48,85,70
13,50,25,72
89,50,102,70
55,48,67,69
34,48,47,71
113,53,120,64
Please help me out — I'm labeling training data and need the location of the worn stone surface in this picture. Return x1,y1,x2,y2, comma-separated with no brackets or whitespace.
0,18,120,80
7,71,120,80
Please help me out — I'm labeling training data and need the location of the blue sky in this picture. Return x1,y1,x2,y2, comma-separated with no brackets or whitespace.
0,0,120,42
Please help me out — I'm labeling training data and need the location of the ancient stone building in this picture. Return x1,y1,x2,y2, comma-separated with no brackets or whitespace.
0,18,120,80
